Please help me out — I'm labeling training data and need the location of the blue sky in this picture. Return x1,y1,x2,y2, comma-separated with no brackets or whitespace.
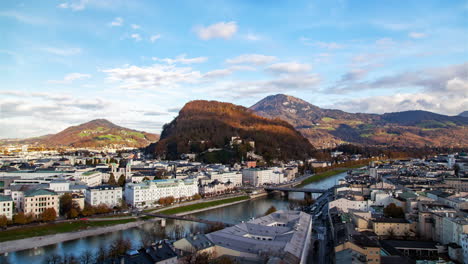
0,0,467,138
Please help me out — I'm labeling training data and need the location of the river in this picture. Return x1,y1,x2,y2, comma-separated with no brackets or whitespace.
4,171,347,264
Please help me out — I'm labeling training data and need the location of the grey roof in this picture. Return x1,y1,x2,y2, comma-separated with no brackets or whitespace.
0,195,12,202
206,210,311,260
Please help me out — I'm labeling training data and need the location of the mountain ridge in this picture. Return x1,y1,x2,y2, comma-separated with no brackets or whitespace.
250,94,468,148
0,119,159,149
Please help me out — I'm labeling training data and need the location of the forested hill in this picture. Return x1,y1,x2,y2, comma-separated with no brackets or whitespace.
147,100,315,162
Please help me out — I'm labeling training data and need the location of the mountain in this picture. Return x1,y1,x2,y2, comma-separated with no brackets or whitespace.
1,119,159,149
459,111,468,118
250,94,468,148
147,100,315,162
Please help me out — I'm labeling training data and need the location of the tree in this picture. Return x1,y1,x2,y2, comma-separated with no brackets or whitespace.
13,212,27,225
117,175,126,187
108,173,117,186
25,212,35,223
192,194,202,200
171,224,185,240
68,208,79,219
41,208,57,222
264,205,277,216
384,203,405,218
0,215,7,228
79,250,95,264
108,237,132,258
81,204,95,216
59,193,73,216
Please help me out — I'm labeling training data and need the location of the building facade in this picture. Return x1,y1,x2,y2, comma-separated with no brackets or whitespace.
0,195,13,220
124,179,198,207
22,189,59,218
85,185,123,207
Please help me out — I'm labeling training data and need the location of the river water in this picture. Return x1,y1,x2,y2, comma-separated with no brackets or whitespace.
4,172,347,264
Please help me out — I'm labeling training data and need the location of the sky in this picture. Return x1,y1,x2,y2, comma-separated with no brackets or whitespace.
0,0,467,138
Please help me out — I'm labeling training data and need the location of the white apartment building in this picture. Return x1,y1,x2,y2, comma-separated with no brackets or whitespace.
75,171,102,187
0,195,13,220
48,180,70,192
124,179,198,207
85,185,123,207
329,197,374,213
242,168,286,186
207,171,242,186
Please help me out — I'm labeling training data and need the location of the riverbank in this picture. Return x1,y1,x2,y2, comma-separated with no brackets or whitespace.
0,195,251,253
157,196,250,215
0,218,161,254
295,164,366,187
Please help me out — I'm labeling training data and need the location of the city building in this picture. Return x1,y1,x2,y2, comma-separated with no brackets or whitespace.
85,185,123,207
22,189,59,218
372,218,413,238
242,168,286,186
75,171,102,187
0,195,13,220
204,210,312,263
124,179,198,207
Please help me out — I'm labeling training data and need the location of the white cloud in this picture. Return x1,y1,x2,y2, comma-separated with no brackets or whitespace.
152,54,208,65
150,34,161,42
334,90,468,116
245,33,261,41
109,17,123,27
203,69,233,79
42,47,82,56
216,73,321,98
314,41,343,49
47,73,91,84
226,54,277,65
375,37,395,46
408,32,427,39
0,11,49,25
267,62,312,74
57,0,89,11
194,21,238,40
131,24,141,29
131,33,142,41
102,64,202,90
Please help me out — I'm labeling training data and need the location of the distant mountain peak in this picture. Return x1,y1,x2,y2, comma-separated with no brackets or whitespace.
458,111,468,117
250,94,468,148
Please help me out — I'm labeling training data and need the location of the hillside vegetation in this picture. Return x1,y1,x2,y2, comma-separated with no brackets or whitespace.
148,100,315,162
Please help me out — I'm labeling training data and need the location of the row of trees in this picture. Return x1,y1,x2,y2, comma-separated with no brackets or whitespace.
0,208,57,228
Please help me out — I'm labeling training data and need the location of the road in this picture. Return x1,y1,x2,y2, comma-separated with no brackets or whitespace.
307,188,334,264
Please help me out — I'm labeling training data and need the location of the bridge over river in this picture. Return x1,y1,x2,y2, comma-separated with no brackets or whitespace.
140,212,232,227
264,186,326,199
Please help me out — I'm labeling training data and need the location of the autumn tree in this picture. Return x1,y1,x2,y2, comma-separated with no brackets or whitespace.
384,203,405,218
13,212,27,225
81,204,95,216
41,208,57,222
192,194,202,200
264,205,277,216
0,215,7,228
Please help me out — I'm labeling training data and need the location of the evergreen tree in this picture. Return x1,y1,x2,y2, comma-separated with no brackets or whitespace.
108,173,117,185
117,175,126,187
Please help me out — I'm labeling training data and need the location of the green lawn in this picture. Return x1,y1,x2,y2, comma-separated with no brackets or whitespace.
297,164,367,187
158,196,250,215
0,219,136,243
297,169,348,187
